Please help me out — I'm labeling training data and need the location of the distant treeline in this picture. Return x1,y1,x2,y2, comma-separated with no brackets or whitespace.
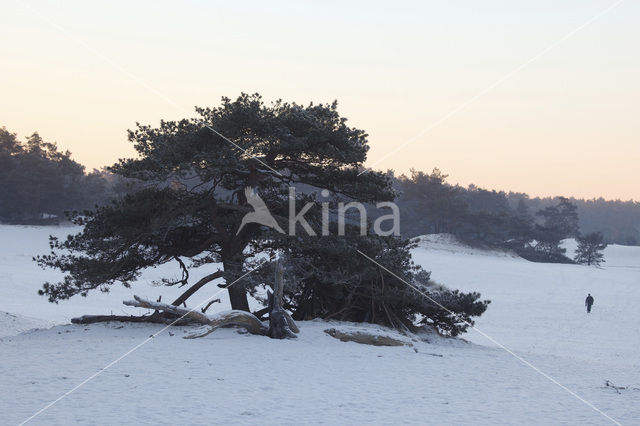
0,127,132,224
1,127,639,248
390,169,640,253
507,194,640,246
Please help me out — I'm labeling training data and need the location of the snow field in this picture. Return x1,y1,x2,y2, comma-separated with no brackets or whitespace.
1,226,639,425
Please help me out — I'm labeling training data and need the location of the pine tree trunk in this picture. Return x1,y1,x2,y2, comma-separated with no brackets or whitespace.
228,284,250,312
223,257,251,312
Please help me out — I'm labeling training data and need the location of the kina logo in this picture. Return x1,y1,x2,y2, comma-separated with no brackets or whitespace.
236,187,285,235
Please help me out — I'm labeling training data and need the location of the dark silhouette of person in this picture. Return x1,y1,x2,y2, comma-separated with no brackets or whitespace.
585,293,594,313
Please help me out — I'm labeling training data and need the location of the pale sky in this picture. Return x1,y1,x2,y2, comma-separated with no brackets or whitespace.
1,0,638,200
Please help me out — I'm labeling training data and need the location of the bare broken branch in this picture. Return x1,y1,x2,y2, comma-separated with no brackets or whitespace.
123,295,267,337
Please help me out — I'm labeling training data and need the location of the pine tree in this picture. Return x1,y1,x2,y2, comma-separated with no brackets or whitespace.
36,94,394,310
536,197,579,239
532,197,580,262
574,232,607,266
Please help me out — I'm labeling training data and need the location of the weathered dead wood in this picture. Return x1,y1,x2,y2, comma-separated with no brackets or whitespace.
183,310,267,339
72,261,299,340
123,295,267,337
285,311,300,334
70,313,193,326
201,298,221,313
124,295,212,323
266,260,297,339
127,261,298,339
324,328,412,347
603,380,640,394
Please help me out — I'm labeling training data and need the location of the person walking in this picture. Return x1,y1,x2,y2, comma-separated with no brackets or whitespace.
585,293,594,313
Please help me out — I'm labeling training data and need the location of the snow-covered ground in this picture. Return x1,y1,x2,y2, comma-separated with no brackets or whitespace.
1,225,639,425
0,311,53,339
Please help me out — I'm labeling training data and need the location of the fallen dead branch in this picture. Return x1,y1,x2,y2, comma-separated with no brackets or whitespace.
123,295,267,338
603,380,640,394
71,312,191,326
71,260,298,340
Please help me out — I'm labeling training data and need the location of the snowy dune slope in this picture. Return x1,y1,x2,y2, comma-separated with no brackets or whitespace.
1,226,640,425
0,311,53,338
